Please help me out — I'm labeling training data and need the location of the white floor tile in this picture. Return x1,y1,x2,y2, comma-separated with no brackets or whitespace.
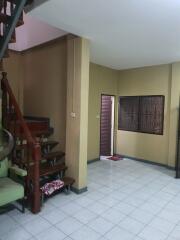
101,208,126,224
36,226,66,240
48,194,72,207
130,209,154,224
73,209,98,224
166,237,177,240
39,202,56,216
98,196,119,207
110,191,128,201
118,216,145,235
0,226,32,240
74,196,94,207
157,209,180,224
169,225,180,239
139,202,163,215
123,196,145,207
61,202,82,216
97,186,114,195
70,226,101,240
0,214,19,235
23,217,51,236
88,217,114,235
42,208,68,224
86,191,105,201
105,226,135,240
113,202,135,215
138,226,168,240
12,210,40,224
87,202,109,215
148,217,175,234
56,217,83,235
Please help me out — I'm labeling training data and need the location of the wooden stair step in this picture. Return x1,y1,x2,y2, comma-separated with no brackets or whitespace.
14,129,53,139
43,151,65,160
29,163,67,178
32,129,54,138
15,144,27,151
0,13,24,27
41,140,59,148
39,163,67,177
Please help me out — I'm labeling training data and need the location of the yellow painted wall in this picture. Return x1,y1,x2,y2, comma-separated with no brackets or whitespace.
88,63,118,161
4,43,180,168
23,39,67,151
116,65,172,166
3,51,24,111
3,48,119,163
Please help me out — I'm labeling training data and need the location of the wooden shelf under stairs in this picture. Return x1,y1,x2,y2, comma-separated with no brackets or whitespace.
12,116,75,209
43,151,65,162
28,163,67,178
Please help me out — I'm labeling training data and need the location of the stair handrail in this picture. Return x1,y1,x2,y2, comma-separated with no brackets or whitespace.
1,73,35,144
1,72,41,213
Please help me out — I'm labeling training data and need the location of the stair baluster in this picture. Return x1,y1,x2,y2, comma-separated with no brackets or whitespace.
1,72,41,214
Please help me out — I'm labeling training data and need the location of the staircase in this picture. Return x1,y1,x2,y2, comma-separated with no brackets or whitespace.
0,1,75,213
1,72,75,213
0,0,34,65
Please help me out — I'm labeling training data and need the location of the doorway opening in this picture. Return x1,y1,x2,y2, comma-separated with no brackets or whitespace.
100,94,115,160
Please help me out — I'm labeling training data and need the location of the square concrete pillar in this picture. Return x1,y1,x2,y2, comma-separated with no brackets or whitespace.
66,36,90,193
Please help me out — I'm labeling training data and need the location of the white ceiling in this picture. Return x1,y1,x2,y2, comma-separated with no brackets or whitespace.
10,14,67,51
29,0,180,70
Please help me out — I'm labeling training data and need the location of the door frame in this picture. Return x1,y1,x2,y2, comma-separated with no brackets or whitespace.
176,103,180,178
99,94,115,157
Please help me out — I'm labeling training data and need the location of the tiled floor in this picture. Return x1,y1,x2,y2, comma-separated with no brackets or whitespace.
1,158,180,240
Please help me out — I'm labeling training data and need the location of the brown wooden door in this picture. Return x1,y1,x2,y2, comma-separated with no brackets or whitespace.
100,95,113,156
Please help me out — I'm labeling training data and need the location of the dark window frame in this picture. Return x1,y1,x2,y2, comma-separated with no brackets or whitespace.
118,95,165,135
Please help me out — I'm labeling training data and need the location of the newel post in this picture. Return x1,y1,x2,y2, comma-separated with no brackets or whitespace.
32,142,41,214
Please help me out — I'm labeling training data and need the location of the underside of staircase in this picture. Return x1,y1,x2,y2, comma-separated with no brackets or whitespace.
0,0,75,213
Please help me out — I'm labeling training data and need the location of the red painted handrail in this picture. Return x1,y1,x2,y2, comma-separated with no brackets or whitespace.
1,72,41,213
2,73,35,144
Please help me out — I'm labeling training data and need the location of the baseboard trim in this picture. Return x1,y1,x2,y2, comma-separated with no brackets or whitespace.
71,186,88,194
118,154,175,170
87,158,100,164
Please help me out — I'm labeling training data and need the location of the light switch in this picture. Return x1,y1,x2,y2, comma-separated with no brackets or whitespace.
71,112,76,118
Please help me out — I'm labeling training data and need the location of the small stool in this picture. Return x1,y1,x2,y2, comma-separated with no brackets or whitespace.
61,177,75,194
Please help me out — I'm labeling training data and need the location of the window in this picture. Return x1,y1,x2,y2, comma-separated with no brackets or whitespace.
118,95,165,135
